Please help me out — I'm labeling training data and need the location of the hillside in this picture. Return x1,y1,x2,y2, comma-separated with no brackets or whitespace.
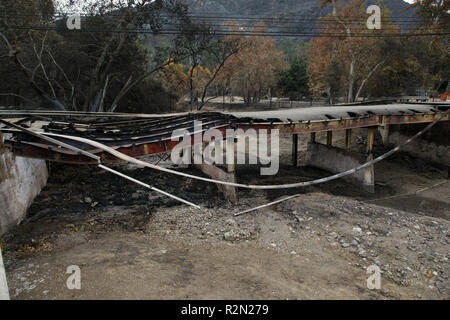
183,0,417,38
185,0,414,18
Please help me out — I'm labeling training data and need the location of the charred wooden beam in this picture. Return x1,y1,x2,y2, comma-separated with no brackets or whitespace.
292,134,298,166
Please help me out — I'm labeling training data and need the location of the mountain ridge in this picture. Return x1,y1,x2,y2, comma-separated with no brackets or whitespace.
183,0,417,37
184,0,414,18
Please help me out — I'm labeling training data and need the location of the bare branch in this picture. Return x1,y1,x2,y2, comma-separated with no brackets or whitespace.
30,31,57,99
46,48,75,98
354,60,385,101
197,45,242,111
0,93,36,105
109,52,194,112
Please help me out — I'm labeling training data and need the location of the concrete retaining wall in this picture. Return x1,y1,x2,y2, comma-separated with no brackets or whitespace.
305,142,375,193
0,250,9,300
387,131,450,167
0,136,48,236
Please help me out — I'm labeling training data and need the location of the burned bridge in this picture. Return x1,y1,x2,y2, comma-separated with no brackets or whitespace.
0,103,449,205
0,103,448,163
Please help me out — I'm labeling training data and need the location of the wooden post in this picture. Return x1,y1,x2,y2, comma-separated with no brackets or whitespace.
310,132,316,143
379,124,390,145
345,129,352,150
223,90,225,111
227,137,235,174
327,131,333,146
226,137,238,203
367,127,375,154
292,134,298,166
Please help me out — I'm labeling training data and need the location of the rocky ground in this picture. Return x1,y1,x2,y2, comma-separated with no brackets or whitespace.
0,130,449,300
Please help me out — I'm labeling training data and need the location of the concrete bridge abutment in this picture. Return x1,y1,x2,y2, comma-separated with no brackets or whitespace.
305,142,375,193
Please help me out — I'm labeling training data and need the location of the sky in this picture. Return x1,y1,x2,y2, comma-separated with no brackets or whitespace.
56,0,418,14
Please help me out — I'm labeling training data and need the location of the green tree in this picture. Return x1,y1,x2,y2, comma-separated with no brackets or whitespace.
277,58,309,100
280,39,310,64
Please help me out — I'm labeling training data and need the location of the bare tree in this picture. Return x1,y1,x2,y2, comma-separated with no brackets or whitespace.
172,20,243,111
0,0,190,111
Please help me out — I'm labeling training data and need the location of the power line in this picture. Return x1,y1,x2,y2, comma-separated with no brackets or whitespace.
2,20,435,32
2,24,448,38
1,7,443,35
0,11,430,24
1,8,447,38
0,8,434,22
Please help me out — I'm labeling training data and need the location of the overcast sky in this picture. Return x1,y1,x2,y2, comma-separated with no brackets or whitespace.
55,0,417,14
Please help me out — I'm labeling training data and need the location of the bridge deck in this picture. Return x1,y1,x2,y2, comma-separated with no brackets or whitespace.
0,104,448,164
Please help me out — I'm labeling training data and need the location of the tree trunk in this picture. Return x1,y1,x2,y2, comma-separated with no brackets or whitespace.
354,61,384,102
269,88,272,108
347,59,355,103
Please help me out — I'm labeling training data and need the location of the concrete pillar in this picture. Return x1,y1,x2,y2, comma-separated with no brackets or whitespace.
0,249,9,300
292,134,298,166
194,137,238,204
196,163,238,204
305,142,375,193
195,138,238,204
